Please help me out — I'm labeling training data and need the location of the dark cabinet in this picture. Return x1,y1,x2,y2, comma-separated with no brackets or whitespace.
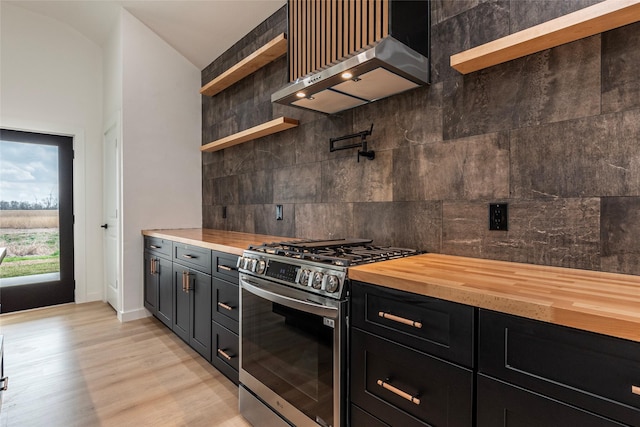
477,375,628,426
350,281,475,427
142,237,244,383
143,237,173,328
212,321,240,384
478,310,640,426
172,243,213,362
211,251,240,384
212,276,239,333
173,265,212,361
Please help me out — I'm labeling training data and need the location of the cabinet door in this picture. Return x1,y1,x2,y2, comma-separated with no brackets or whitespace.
156,256,173,328
212,321,239,384
479,309,640,425
351,281,475,368
144,236,172,258
351,328,473,427
172,265,190,343
143,251,157,314
477,374,627,427
351,404,390,427
213,251,239,281
212,276,239,334
174,243,211,274
190,270,212,362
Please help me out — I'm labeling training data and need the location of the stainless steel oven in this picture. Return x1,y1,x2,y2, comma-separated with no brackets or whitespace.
240,273,347,427
237,239,418,427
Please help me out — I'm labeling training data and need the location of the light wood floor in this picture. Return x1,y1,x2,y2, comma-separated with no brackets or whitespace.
0,302,251,427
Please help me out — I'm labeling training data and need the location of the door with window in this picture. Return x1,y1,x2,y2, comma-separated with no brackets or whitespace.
0,129,74,313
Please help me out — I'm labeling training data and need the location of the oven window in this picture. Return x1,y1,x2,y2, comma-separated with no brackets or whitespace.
241,288,334,426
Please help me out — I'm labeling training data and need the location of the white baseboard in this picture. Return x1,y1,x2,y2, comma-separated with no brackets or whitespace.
117,307,151,323
77,291,104,304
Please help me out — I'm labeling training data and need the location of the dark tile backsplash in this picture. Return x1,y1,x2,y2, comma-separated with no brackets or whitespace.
201,2,640,275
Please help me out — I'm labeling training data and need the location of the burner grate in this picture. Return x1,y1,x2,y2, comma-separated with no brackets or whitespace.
248,239,419,266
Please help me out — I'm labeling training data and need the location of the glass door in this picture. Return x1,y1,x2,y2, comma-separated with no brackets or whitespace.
0,129,74,313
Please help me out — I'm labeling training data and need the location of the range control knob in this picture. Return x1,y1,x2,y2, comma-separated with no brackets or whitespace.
249,259,258,272
325,275,340,293
312,272,324,289
256,260,266,274
236,256,244,269
299,269,311,286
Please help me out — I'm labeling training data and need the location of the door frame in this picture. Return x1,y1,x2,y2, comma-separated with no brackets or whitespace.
0,128,74,311
0,118,89,305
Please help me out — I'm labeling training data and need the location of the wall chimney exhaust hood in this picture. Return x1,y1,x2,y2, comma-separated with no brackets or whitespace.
272,0,430,115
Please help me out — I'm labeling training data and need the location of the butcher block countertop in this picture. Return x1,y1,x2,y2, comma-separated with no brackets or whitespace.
142,228,289,256
349,253,640,343
141,229,640,343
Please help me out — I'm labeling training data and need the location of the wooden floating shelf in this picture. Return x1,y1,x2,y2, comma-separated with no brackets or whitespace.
200,33,288,97
201,117,299,152
450,0,640,74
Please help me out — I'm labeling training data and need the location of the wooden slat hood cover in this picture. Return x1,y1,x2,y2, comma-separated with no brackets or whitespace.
349,253,640,342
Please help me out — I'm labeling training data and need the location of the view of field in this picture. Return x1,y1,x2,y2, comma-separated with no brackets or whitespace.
0,210,60,279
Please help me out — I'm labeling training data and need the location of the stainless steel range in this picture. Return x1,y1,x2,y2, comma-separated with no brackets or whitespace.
237,238,418,427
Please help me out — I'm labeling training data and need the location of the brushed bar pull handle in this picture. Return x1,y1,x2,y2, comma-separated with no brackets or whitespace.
153,259,158,275
218,265,232,271
633,385,640,396
377,379,420,405
217,302,233,311
182,254,195,259
149,245,159,249
378,311,423,329
182,271,187,292
185,272,191,294
217,349,232,361
150,259,154,275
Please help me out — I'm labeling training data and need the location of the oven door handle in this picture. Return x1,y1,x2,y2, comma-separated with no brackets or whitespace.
241,278,339,319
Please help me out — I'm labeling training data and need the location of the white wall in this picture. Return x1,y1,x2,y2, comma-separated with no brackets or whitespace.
0,2,104,303
120,10,202,320
1,4,202,320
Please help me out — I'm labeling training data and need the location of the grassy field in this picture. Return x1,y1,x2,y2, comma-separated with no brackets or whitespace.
0,210,60,279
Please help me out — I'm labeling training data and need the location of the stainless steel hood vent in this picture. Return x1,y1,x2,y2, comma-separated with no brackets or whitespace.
272,0,430,115
272,37,429,114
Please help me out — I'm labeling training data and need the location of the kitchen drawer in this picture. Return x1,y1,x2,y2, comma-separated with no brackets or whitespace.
479,309,640,426
477,374,627,426
212,276,239,334
212,321,239,384
174,243,212,274
350,328,473,427
351,281,475,367
144,236,172,258
212,251,239,281
351,404,390,427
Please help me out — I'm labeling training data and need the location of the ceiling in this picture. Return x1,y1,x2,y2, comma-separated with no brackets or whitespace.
5,0,286,70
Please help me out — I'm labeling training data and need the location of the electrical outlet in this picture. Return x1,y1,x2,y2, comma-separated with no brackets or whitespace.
489,203,508,230
276,205,283,221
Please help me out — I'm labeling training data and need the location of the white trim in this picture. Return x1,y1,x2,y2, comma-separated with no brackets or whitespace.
118,307,150,322
0,117,88,305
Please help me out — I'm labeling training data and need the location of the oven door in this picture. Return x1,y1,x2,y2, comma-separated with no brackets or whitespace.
239,273,346,427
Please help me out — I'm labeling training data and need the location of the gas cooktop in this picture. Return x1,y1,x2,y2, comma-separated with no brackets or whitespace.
248,238,419,267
